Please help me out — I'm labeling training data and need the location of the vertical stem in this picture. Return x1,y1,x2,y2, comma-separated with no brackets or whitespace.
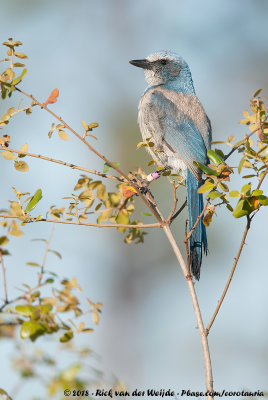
38,222,56,285
0,250,8,304
163,225,214,397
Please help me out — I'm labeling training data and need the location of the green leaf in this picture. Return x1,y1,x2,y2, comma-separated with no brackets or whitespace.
1,151,15,160
233,198,252,218
241,183,252,195
252,189,263,196
15,305,39,318
193,161,219,176
238,157,245,174
103,161,120,173
115,210,129,232
88,122,99,129
48,249,62,259
14,160,29,172
20,321,46,341
141,212,152,216
207,190,222,200
12,68,27,85
218,182,229,192
26,262,40,267
258,195,268,206
207,149,224,165
25,189,42,212
40,304,53,314
253,89,262,97
148,160,156,166
0,236,9,246
60,331,74,342
229,190,240,198
197,180,215,194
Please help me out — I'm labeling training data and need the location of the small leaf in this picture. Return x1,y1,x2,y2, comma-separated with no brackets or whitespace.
197,180,215,194
14,52,28,59
88,122,99,129
116,210,129,232
14,160,29,172
193,161,219,176
253,89,262,98
15,305,39,318
12,68,27,85
218,182,229,192
20,321,46,341
43,88,59,107
18,143,28,158
207,150,224,165
58,130,69,140
25,189,42,212
60,331,74,343
48,249,62,259
81,120,88,130
258,195,268,206
207,190,222,200
1,151,15,160
136,141,147,149
252,189,263,197
229,190,240,198
241,183,252,195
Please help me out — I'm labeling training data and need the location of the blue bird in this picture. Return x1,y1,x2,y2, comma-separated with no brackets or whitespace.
129,51,212,280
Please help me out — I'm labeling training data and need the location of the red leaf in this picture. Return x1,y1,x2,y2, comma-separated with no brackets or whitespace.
43,88,59,107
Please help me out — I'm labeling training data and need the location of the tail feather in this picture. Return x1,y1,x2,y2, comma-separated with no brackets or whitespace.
186,170,208,280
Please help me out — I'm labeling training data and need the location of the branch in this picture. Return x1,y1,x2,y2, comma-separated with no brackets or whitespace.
184,201,209,243
0,147,124,183
14,87,162,223
38,222,56,285
0,250,8,304
206,165,268,335
163,225,214,397
224,118,267,161
170,199,187,222
206,216,251,335
167,180,178,222
0,214,161,229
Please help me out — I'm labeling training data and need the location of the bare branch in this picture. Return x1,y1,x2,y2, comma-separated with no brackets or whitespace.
167,180,178,222
0,147,124,183
0,214,161,229
206,216,251,335
0,250,8,304
38,222,56,285
170,199,187,222
163,225,214,397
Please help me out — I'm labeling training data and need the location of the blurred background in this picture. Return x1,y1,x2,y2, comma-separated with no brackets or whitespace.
0,0,268,398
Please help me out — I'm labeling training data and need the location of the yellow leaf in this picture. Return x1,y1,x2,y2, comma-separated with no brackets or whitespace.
1,151,15,160
14,161,29,172
58,130,69,141
19,143,28,153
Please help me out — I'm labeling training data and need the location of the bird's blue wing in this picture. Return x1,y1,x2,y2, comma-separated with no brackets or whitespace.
150,91,209,180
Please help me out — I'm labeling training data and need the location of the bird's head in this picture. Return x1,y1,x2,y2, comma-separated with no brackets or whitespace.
129,51,192,88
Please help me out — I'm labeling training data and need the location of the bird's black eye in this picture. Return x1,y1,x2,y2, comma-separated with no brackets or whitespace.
160,59,167,65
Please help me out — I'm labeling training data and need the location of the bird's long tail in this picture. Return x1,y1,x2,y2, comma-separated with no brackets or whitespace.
186,170,208,280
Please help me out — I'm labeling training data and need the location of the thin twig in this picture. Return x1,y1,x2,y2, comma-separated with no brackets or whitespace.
163,225,214,397
0,214,161,229
14,87,162,223
257,165,268,189
206,216,251,335
0,147,124,183
38,222,56,285
185,220,191,277
206,166,268,334
0,250,8,304
224,118,267,161
184,201,209,243
170,199,187,222
167,180,178,222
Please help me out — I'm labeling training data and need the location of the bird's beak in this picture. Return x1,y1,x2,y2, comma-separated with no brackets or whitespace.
129,59,152,69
